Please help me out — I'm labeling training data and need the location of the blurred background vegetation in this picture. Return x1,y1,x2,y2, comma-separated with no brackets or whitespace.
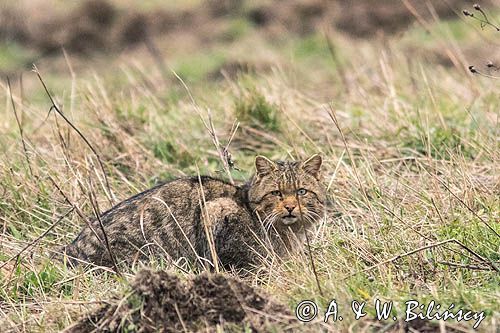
0,0,499,332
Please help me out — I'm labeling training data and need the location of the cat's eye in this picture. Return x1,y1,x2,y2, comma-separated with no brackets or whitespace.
297,188,307,196
271,190,282,196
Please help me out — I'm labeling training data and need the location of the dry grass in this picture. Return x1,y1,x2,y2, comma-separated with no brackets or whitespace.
0,1,499,332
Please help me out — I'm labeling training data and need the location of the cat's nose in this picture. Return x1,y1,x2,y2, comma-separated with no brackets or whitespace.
284,204,295,213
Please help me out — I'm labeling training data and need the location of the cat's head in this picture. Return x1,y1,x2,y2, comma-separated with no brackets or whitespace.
247,154,325,231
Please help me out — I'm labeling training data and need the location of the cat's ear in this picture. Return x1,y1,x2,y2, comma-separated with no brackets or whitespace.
302,154,322,179
255,156,276,176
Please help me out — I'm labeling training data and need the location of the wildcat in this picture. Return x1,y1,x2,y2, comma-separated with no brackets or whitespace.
63,154,324,271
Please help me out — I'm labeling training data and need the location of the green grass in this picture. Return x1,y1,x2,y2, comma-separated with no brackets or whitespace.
224,17,253,41
234,80,280,132
152,139,195,168
0,42,33,71
0,5,499,332
174,50,227,82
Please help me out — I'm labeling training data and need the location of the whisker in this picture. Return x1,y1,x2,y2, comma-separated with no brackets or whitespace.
265,214,278,233
303,215,315,225
263,212,279,233
303,208,321,218
306,211,321,220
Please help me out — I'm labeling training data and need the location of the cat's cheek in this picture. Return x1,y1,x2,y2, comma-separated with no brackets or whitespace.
260,199,276,213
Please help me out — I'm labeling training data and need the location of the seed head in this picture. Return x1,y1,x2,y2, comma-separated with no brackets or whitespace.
463,10,473,17
468,65,477,73
473,4,481,10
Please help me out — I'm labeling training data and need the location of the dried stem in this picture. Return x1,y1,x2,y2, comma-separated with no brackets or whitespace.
88,176,122,277
196,167,220,273
0,208,75,271
468,65,500,79
47,175,105,248
423,167,500,239
33,65,115,205
327,105,379,229
437,261,492,271
345,238,498,279
291,170,323,297
7,78,33,177
170,69,236,184
463,5,500,32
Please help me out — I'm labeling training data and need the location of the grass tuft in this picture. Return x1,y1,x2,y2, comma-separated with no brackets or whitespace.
235,84,280,132
0,3,499,331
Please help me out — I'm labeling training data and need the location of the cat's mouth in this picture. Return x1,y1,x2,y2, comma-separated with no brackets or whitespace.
281,214,298,225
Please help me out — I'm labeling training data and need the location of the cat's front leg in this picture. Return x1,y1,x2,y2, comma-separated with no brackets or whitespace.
199,198,262,272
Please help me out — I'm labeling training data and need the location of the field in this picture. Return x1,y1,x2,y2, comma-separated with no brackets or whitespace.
0,0,499,332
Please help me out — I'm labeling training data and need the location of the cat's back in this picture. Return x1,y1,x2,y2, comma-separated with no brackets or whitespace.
64,176,245,266
102,176,242,220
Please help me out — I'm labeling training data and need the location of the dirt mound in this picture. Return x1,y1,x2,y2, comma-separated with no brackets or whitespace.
333,0,461,37
249,0,493,37
2,0,490,59
0,0,191,56
66,270,295,332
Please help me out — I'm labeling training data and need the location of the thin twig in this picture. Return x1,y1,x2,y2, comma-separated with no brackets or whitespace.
430,197,446,226
379,203,433,241
47,175,104,245
171,69,235,184
468,65,500,79
207,112,235,184
7,78,33,177
291,168,323,296
437,261,492,271
150,196,207,269
344,239,456,279
87,176,121,277
226,120,240,151
424,167,500,239
221,120,241,172
344,238,498,279
453,239,499,272
19,74,24,129
0,208,75,270
463,6,500,31
32,65,114,205
327,106,379,229
196,165,220,273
